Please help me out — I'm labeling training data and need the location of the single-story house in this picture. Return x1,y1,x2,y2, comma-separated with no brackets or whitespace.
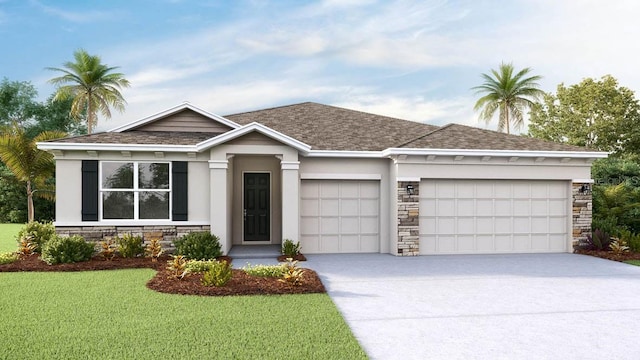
37,102,607,256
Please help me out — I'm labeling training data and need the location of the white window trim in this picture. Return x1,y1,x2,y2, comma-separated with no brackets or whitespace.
99,161,172,221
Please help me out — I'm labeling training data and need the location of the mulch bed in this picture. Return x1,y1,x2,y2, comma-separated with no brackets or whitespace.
575,250,640,262
0,254,325,297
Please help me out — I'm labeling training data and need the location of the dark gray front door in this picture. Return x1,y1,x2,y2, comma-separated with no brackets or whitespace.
244,173,270,241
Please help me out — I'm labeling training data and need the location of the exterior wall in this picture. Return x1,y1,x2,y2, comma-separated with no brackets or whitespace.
55,159,83,223
397,181,419,256
136,109,232,133
231,155,282,245
572,183,593,249
55,225,210,251
299,157,391,254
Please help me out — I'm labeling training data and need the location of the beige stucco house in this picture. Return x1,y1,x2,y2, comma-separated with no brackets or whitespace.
37,102,607,256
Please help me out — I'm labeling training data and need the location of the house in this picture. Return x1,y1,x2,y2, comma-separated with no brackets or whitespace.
37,102,607,256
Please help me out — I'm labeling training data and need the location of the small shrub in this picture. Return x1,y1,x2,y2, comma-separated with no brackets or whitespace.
585,229,613,251
281,239,301,257
41,235,94,265
619,229,640,253
145,237,163,262
186,259,219,273
610,238,630,254
17,237,37,256
99,238,117,261
279,258,304,286
174,232,221,260
16,221,55,253
201,260,233,287
167,255,189,279
116,234,145,258
243,263,286,278
0,252,18,265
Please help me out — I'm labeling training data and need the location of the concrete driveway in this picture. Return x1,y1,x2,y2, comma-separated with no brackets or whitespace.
304,253,640,360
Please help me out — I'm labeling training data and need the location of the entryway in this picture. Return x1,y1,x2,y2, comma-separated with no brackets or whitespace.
243,172,270,242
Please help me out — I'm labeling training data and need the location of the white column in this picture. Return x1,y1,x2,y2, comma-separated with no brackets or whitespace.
209,160,230,254
281,160,300,244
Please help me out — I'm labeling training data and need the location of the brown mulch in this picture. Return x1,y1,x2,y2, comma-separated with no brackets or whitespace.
277,254,307,262
575,249,640,262
0,254,326,296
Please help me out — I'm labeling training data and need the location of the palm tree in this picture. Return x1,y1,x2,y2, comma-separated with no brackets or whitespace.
472,62,544,134
0,123,66,222
48,49,130,134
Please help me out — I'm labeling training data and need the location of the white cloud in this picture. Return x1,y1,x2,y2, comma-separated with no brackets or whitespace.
29,0,118,23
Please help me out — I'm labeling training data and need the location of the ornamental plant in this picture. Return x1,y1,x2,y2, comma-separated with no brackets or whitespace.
281,239,301,257
201,260,232,287
16,221,56,253
174,232,221,260
167,255,189,280
116,233,145,258
41,235,94,265
0,252,18,265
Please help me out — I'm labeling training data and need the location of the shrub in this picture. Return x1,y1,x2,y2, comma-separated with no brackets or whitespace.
243,263,286,278
17,237,37,256
116,234,145,258
99,239,117,261
174,232,221,260
186,259,218,273
281,239,301,257
167,255,189,279
279,258,304,286
16,221,55,253
0,252,18,265
585,229,613,251
610,238,630,254
145,237,163,262
619,229,640,253
41,235,94,265
201,260,233,287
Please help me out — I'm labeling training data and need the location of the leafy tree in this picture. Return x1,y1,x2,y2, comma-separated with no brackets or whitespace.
27,95,86,138
528,75,640,155
48,49,130,134
473,62,544,134
0,78,39,127
0,123,66,222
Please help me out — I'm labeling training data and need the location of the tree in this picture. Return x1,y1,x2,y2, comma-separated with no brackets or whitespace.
0,123,66,222
473,62,544,134
48,49,130,134
0,78,39,127
528,75,640,155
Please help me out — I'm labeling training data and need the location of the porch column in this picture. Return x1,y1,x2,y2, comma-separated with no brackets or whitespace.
209,160,230,254
281,160,300,244
572,180,593,252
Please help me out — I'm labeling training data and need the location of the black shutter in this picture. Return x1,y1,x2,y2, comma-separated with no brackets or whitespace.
81,160,99,221
172,161,188,221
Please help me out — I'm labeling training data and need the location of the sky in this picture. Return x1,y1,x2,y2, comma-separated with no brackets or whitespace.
1,0,640,132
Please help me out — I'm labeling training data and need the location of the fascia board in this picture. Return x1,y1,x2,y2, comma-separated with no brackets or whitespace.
304,150,383,158
382,148,609,159
36,142,197,153
109,103,241,132
196,122,312,152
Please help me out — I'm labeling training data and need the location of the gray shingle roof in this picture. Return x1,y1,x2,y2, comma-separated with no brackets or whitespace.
225,102,438,151
399,124,591,152
51,131,218,145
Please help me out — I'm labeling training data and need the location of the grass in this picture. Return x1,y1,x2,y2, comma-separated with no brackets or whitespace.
0,223,22,253
624,260,640,266
0,224,366,359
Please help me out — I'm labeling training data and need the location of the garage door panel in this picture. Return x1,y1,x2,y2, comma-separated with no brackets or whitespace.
420,180,569,254
301,180,379,254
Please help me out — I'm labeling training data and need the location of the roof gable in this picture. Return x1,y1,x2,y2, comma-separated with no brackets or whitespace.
196,122,311,153
110,102,239,133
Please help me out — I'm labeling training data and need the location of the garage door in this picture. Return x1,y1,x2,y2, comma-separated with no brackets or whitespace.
420,180,569,254
301,180,379,253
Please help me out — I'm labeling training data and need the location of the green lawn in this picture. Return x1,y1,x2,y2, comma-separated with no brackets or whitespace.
624,260,640,266
0,223,22,252
0,224,366,359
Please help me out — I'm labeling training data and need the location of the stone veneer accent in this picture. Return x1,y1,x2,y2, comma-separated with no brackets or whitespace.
397,181,420,256
55,225,211,252
572,183,592,250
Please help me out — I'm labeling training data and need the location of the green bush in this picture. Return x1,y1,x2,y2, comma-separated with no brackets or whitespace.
16,221,56,253
619,229,640,252
0,252,18,265
201,260,232,287
185,260,219,273
116,234,145,258
174,232,221,260
281,239,301,257
41,235,94,265
242,263,286,278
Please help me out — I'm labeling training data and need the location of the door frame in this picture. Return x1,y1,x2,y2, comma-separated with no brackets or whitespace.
241,171,273,244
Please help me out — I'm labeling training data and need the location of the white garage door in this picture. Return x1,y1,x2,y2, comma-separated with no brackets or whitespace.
301,180,379,253
420,180,569,254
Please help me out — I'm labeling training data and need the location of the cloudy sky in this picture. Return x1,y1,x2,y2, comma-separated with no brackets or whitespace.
1,0,639,132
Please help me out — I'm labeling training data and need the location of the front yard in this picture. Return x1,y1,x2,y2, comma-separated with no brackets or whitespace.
0,224,366,359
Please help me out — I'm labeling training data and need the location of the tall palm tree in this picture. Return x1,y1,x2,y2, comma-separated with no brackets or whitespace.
472,62,544,134
48,49,130,134
0,124,66,222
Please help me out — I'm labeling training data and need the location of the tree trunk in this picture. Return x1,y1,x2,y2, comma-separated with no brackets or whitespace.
87,97,94,134
26,180,34,222
505,106,510,134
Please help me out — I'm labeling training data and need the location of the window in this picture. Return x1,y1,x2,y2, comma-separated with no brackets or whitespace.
100,162,171,220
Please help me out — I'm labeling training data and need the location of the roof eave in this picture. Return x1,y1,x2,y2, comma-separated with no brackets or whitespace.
383,148,609,159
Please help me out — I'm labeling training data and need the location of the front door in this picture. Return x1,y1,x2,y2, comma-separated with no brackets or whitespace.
244,173,270,242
